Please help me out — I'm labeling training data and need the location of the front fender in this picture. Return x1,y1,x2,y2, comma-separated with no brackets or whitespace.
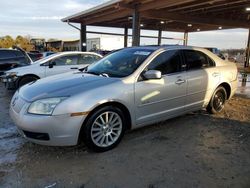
52,82,135,125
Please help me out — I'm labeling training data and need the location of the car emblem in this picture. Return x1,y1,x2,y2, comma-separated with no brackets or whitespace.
12,96,18,107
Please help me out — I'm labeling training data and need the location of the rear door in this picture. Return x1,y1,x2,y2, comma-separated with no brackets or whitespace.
135,49,187,125
45,54,79,77
183,50,220,110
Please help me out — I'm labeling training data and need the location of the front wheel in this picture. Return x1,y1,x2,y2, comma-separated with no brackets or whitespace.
207,86,227,114
82,106,126,152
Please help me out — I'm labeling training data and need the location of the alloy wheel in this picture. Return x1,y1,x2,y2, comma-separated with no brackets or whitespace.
90,111,122,147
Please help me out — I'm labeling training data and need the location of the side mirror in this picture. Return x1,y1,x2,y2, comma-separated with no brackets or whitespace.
143,70,162,80
48,61,55,68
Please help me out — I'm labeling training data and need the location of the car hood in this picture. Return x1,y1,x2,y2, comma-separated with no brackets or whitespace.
19,72,119,102
5,63,39,74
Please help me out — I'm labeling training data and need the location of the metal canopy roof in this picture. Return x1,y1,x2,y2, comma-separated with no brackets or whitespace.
62,0,250,32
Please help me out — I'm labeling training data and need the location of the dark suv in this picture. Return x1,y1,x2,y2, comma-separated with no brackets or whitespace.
0,47,32,76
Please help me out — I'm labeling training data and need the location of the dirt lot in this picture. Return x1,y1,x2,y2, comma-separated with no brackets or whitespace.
0,83,250,188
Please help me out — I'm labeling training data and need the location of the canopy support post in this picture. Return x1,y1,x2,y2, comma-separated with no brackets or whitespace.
158,29,162,45
183,31,188,46
132,6,140,46
245,28,250,68
80,24,87,52
124,27,128,47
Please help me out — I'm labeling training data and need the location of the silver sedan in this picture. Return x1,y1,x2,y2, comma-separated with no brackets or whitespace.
10,46,238,152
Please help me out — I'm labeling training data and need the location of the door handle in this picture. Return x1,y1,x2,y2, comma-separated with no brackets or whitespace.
175,79,185,85
70,67,78,70
212,72,220,77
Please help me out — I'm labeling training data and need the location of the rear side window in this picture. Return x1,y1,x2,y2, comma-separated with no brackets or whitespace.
147,50,182,75
183,50,215,70
78,54,101,65
13,51,24,57
0,50,16,58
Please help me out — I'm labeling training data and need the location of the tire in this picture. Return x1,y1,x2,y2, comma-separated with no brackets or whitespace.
207,86,227,114
82,106,126,152
18,76,38,88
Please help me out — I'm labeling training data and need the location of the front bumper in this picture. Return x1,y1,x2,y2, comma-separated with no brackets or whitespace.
0,75,18,89
9,95,86,146
229,79,238,99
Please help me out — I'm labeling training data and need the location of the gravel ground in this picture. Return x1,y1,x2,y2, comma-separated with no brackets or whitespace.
0,83,249,188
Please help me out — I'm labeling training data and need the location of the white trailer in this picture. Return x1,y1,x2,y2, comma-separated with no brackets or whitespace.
87,36,131,51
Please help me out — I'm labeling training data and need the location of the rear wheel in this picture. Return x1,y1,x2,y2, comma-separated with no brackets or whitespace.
207,86,227,114
18,76,38,88
82,106,126,152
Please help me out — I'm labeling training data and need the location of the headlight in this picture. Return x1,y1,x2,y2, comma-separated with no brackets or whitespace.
6,72,17,77
28,97,67,115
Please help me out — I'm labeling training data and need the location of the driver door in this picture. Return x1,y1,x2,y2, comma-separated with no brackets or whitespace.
45,54,79,77
134,50,187,125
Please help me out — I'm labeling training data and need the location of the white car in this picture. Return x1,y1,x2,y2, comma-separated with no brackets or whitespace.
1,51,102,89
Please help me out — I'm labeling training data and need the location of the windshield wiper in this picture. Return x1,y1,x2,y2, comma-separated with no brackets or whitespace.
100,73,109,77
78,66,88,72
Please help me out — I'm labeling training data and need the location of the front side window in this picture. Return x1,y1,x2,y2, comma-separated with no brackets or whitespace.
146,50,182,75
183,50,214,70
78,54,101,65
52,55,78,66
86,48,154,77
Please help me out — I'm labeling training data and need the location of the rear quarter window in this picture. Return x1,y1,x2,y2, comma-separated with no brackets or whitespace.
0,50,16,59
13,51,25,57
183,50,215,70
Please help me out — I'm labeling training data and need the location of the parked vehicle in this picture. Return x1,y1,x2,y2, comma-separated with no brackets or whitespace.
1,51,102,89
42,51,55,58
27,51,43,61
90,49,111,56
0,47,32,76
10,46,238,152
29,51,55,61
205,47,225,60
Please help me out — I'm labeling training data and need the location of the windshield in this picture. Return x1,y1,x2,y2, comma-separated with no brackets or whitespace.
86,48,154,77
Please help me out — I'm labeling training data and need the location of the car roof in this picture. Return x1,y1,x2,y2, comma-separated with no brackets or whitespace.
56,51,103,57
0,48,19,51
122,45,208,52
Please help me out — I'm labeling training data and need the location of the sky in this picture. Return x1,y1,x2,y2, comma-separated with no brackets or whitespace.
0,0,249,49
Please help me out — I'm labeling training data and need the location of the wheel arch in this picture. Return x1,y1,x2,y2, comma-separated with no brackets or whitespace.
17,74,40,86
218,82,231,99
78,101,132,144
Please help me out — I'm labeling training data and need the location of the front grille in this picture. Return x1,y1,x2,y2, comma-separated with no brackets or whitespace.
23,130,50,141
